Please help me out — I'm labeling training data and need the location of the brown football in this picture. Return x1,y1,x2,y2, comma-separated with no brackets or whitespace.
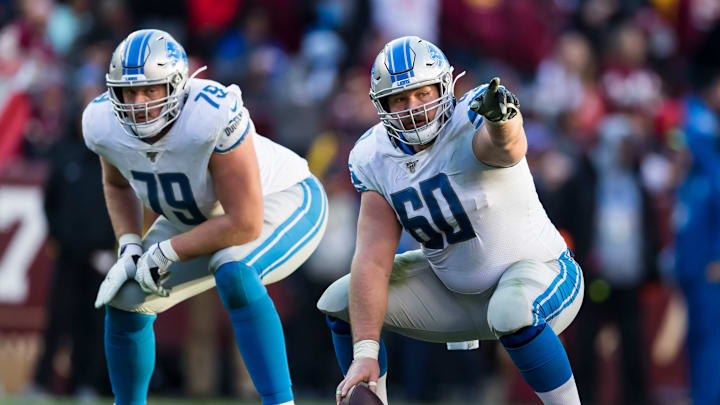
340,383,383,405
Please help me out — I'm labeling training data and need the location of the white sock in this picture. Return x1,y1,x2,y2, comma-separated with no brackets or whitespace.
535,375,580,405
376,373,388,405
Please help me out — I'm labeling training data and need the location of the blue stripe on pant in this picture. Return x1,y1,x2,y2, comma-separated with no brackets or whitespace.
245,176,327,279
502,250,581,394
532,250,583,326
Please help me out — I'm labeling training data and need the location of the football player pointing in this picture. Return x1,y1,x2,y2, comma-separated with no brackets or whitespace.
318,36,583,405
85,29,328,405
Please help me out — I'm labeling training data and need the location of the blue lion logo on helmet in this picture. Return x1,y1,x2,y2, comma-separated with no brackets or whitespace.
166,41,186,66
427,43,446,68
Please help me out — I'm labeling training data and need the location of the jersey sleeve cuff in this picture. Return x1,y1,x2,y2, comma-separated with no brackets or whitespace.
214,120,251,154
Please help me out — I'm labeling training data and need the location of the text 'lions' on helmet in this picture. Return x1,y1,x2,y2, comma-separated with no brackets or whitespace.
106,29,189,138
369,36,463,145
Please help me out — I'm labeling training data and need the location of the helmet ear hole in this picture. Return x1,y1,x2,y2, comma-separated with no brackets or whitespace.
379,97,390,113
111,87,124,103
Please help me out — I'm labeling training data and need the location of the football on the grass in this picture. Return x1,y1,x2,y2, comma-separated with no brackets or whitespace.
340,383,383,405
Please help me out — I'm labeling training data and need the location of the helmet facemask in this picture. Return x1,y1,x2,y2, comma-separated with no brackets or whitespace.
373,75,455,145
108,76,184,138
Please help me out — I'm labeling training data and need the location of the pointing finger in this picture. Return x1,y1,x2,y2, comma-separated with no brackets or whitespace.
488,77,501,93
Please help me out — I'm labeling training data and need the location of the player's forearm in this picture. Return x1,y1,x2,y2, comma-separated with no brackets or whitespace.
475,112,528,166
348,257,391,343
168,214,262,261
103,182,143,238
485,111,524,151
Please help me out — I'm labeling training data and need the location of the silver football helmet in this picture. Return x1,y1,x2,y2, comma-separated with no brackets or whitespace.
370,36,462,145
106,29,189,138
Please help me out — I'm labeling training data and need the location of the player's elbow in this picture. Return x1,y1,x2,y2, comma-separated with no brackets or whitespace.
245,217,263,241
227,212,263,243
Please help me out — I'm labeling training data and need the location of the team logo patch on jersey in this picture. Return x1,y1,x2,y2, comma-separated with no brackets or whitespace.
405,159,418,173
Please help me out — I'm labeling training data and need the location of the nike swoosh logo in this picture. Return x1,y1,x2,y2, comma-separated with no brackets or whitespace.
231,100,238,112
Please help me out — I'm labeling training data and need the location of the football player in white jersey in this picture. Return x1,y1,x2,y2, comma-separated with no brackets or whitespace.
317,36,583,405
83,29,327,405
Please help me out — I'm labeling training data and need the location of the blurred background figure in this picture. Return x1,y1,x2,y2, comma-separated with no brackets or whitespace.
26,79,115,400
573,114,658,405
673,24,720,405
531,32,597,125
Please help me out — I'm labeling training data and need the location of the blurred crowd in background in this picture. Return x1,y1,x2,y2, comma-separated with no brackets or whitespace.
2,0,720,404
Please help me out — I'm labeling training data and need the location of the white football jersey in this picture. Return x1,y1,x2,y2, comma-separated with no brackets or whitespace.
83,78,311,232
349,85,567,294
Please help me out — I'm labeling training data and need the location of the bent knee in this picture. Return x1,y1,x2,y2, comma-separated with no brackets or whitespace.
209,246,242,274
317,274,350,319
214,262,266,309
487,281,537,336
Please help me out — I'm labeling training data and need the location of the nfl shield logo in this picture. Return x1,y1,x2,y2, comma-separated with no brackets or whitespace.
406,160,418,173
146,151,158,162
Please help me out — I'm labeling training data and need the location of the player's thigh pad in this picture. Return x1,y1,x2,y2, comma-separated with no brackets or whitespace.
317,249,496,343
487,251,584,337
110,176,327,315
208,176,327,283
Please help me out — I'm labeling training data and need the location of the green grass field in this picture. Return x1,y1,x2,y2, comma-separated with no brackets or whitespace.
1,398,335,405
1,400,326,405
0,398,483,405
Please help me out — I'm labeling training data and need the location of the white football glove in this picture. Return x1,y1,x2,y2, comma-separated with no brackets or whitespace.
94,234,143,309
134,241,178,297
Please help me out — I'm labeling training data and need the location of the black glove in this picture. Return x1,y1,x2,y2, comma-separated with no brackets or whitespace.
469,77,520,123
